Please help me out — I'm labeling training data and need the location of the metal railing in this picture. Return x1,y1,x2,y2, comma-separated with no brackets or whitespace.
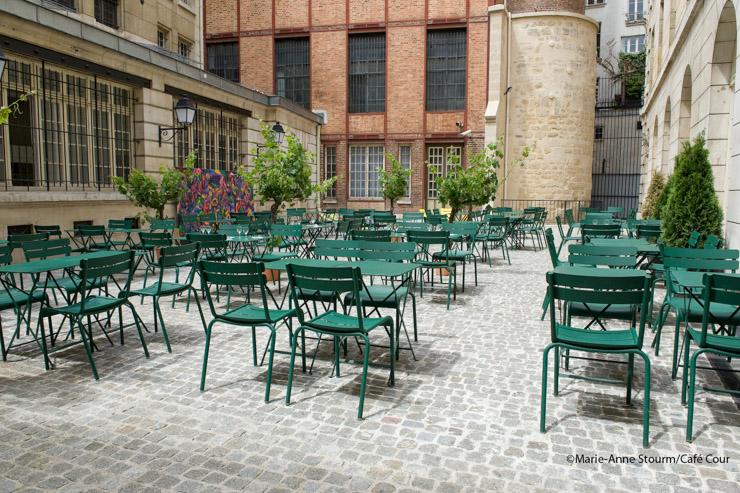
499,199,597,222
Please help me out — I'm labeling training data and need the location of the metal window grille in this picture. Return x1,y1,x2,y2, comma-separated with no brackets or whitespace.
0,57,133,191
349,145,384,198
50,0,75,9
324,146,336,198
427,145,460,199
275,38,310,108
399,145,411,198
95,0,118,29
174,105,240,171
426,29,466,111
179,39,192,59
206,42,239,82
349,34,386,113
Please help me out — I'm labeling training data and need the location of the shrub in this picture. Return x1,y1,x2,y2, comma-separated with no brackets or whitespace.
641,171,665,219
661,136,724,246
379,152,411,213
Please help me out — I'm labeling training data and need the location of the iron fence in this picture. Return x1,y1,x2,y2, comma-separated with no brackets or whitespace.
499,199,595,222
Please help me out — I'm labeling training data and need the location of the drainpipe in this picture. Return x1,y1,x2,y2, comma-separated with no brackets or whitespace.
503,7,513,202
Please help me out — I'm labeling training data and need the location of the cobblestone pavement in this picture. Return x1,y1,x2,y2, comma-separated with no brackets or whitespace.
0,245,738,492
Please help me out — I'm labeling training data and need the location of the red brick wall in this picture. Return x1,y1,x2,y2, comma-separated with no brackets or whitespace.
203,0,492,209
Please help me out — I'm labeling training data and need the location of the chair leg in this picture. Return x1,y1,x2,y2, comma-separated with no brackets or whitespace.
0,316,6,362
154,300,171,353
671,316,682,380
285,327,304,406
636,350,652,448
75,317,99,380
126,302,149,358
200,320,215,391
681,332,692,405
410,293,418,342
540,344,556,433
686,349,703,442
553,346,560,396
357,334,372,420
265,325,277,402
626,353,635,405
251,327,258,366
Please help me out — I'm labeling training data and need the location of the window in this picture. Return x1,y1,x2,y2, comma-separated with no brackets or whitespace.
349,145,384,198
427,145,461,199
51,0,75,8
595,125,604,140
325,146,336,199
622,35,645,53
596,22,602,58
275,38,310,108
178,38,192,59
174,106,240,171
95,0,118,28
426,29,466,111
627,0,644,22
0,57,133,188
586,0,605,5
399,145,411,199
206,42,239,82
157,28,169,50
349,34,386,113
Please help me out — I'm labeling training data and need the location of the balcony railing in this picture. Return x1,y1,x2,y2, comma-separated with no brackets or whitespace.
625,12,645,24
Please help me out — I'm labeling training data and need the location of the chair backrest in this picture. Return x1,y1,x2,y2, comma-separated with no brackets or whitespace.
372,212,397,225
314,239,364,260
396,221,428,234
547,270,650,345
583,212,614,225
545,228,560,268
77,225,106,238
139,231,172,248
0,245,13,265
661,246,739,272
22,238,72,261
335,219,360,239
108,219,134,230
687,230,701,248
402,212,424,222
704,234,722,249
286,264,365,328
79,251,136,306
581,223,621,241
606,206,623,214
564,209,576,227
407,230,451,261
198,261,272,320
270,224,302,240
697,273,740,348
355,241,416,262
149,218,175,232
635,223,661,241
568,244,638,268
34,225,62,238
8,233,49,249
493,207,512,213
155,243,200,287
186,233,228,253
351,229,391,242
440,221,480,243
555,216,568,240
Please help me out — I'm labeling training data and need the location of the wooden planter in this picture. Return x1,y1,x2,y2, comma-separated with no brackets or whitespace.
434,267,449,277
263,268,280,282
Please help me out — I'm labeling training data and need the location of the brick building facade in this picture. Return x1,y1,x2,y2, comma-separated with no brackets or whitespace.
204,0,491,211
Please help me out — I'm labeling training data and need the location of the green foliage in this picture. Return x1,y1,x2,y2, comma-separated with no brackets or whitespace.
653,172,675,220
619,51,646,102
379,152,411,212
240,123,334,221
435,140,529,222
661,136,724,246
113,152,196,220
641,170,665,219
0,91,35,126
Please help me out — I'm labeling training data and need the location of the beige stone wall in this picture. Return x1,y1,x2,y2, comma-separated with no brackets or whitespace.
642,0,740,247
493,11,597,203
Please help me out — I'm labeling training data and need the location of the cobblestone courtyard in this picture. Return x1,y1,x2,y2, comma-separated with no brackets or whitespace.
0,246,738,492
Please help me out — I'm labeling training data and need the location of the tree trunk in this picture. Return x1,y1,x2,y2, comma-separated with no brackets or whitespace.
157,206,165,219
449,208,457,223
389,199,394,214
270,202,281,223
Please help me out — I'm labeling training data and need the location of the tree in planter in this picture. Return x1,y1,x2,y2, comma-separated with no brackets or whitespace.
661,136,724,246
240,124,334,222
113,152,195,220
653,171,675,220
641,170,665,219
379,152,411,213
434,140,529,222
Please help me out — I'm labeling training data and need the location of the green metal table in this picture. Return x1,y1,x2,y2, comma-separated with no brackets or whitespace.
589,238,660,267
0,250,121,366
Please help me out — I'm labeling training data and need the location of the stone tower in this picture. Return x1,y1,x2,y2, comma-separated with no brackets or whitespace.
486,0,597,212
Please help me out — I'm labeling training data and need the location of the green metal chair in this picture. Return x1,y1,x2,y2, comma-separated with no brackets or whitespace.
351,229,391,242
479,215,510,266
38,251,149,379
636,223,661,242
0,245,48,361
34,225,62,239
681,273,740,442
285,264,395,419
540,228,564,320
687,230,701,248
437,221,480,291
76,225,110,251
253,224,303,262
149,218,176,232
581,223,621,242
653,246,739,379
703,234,722,249
564,208,580,232
555,216,580,256
126,243,205,353
185,233,228,261
402,212,424,223
568,244,638,269
136,232,173,289
8,232,48,252
107,219,135,249
372,212,396,229
407,230,456,310
540,269,652,448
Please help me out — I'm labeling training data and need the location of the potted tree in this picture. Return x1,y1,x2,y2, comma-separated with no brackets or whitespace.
379,152,412,214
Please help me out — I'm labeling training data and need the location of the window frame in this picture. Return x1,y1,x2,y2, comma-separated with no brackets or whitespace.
94,0,119,29
324,145,337,199
621,35,646,54
275,37,311,109
349,144,385,199
425,29,467,112
348,32,386,114
427,145,461,199
398,144,412,202
206,41,240,83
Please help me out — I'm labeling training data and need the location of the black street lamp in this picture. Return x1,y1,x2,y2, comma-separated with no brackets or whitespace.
256,121,286,156
159,94,196,145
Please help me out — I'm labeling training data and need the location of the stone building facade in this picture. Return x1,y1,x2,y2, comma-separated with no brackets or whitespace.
0,0,321,238
642,0,740,247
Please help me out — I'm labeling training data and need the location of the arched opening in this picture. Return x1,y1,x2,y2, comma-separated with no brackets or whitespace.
662,100,672,173
708,0,737,201
678,65,692,143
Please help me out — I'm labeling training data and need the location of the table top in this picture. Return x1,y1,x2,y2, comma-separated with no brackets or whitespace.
589,238,660,254
226,235,267,243
553,265,649,279
0,251,119,274
268,258,418,277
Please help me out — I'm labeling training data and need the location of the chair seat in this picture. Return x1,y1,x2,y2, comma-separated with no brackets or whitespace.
41,295,124,317
219,304,295,325
304,311,392,333
417,259,457,268
433,250,474,261
344,285,409,308
129,282,189,297
687,326,740,353
296,289,340,303
671,298,740,325
0,288,46,311
555,323,639,350
253,252,299,262
53,276,107,294
568,302,635,321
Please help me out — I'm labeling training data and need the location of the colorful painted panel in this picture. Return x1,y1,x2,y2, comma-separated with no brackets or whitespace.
177,168,253,231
